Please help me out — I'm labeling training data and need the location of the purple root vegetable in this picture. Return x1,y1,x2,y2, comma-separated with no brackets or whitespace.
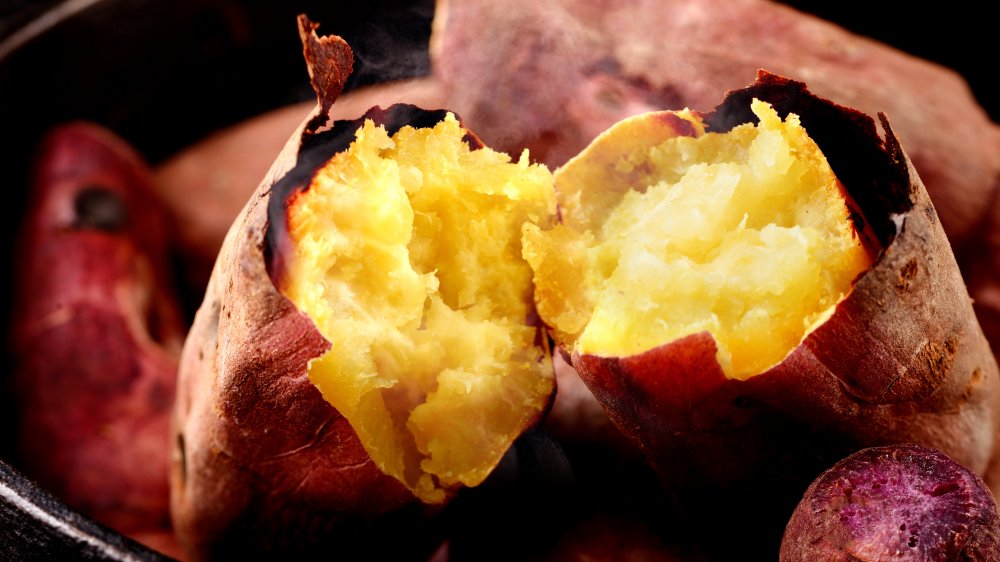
781,443,1000,561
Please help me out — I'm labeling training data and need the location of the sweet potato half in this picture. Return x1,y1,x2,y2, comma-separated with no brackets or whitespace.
525,72,1000,515
171,18,554,559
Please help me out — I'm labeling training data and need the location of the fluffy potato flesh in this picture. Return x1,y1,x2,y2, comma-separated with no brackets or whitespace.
523,101,872,379
284,114,556,503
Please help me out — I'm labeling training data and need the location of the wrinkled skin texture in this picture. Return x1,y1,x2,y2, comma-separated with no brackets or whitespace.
552,73,1000,558
11,123,185,556
781,444,1000,561
431,0,1000,352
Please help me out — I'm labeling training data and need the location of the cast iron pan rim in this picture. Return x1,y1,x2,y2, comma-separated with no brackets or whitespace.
0,459,173,561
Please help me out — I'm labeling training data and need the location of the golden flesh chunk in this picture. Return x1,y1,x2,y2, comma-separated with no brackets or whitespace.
523,101,873,379
284,114,556,503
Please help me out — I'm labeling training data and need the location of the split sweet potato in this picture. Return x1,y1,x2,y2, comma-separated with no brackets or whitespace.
523,72,1000,555
781,444,1000,561
10,122,185,554
171,18,554,559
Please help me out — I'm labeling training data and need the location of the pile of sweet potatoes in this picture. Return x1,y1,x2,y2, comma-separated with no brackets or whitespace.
8,2,1000,561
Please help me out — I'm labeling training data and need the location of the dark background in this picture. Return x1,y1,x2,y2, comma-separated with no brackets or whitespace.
788,1,996,121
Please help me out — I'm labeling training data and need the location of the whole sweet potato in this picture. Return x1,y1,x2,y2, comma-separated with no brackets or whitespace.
523,72,1000,556
172,18,554,559
781,444,1000,561
11,122,185,554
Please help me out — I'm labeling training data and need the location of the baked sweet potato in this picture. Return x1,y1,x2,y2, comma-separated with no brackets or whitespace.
523,72,1000,555
171,17,554,559
10,122,185,554
431,0,1000,352
781,444,1000,561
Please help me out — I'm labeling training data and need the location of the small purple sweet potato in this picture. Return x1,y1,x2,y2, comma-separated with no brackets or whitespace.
781,443,1000,561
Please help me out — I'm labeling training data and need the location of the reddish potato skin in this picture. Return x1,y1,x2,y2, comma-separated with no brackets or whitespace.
11,123,184,549
568,74,1000,556
781,444,1000,561
543,352,640,459
171,20,456,560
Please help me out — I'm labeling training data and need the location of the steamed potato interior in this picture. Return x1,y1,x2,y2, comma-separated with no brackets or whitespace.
523,101,872,379
284,114,556,503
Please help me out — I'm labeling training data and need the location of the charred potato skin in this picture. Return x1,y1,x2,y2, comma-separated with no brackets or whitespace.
571,73,1000,495
11,123,184,538
266,104,471,280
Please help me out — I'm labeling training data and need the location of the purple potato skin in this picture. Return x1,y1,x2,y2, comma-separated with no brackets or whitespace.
781,444,1000,562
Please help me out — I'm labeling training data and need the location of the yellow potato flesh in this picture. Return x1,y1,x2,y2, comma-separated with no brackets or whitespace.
285,114,556,503
523,101,872,379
